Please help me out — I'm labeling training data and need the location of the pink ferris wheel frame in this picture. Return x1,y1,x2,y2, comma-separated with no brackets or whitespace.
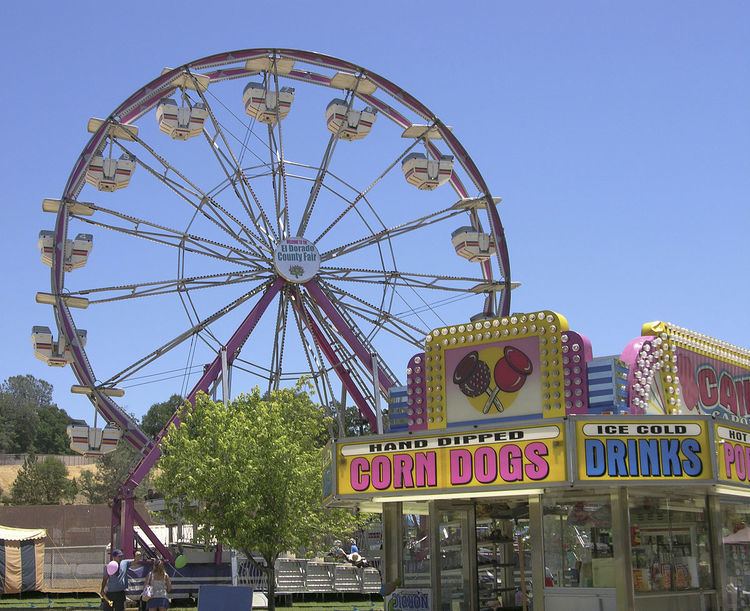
49,48,512,559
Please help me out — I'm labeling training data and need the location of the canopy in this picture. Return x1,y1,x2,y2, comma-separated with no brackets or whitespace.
0,526,46,542
0,524,46,593
724,526,750,544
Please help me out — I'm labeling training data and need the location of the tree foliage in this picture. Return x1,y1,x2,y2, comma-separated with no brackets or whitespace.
0,375,72,454
78,442,149,504
155,388,359,610
10,455,77,505
141,394,183,438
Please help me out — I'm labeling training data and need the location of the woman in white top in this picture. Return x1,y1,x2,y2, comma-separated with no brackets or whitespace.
145,559,171,610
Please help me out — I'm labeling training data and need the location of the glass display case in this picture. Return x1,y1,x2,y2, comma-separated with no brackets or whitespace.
721,500,750,610
542,495,614,589
403,504,431,589
438,507,472,611
475,501,531,611
629,494,713,595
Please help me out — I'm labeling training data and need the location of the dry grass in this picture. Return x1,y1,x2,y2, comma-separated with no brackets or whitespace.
0,464,98,494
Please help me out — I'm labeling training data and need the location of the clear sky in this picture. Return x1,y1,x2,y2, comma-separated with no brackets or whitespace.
2,1,748,425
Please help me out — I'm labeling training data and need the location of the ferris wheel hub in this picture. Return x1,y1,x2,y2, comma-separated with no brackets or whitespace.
273,237,321,283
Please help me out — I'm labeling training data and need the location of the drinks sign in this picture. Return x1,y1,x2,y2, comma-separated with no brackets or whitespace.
575,419,712,482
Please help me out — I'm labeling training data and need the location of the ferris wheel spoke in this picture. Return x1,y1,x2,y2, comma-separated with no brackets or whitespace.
67,269,274,305
267,63,291,238
102,278,276,387
320,204,465,262
296,84,360,238
333,296,425,349
289,292,335,408
267,289,291,393
304,279,400,390
188,79,280,247
319,279,428,339
312,137,423,245
72,202,267,265
319,266,500,293
184,277,284,403
301,292,374,390
72,213,263,268
294,291,375,427
199,126,277,248
112,136,267,258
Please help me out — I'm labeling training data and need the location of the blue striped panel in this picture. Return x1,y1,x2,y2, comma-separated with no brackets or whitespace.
20,542,35,592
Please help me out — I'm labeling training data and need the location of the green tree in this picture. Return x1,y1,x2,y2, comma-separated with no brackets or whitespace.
10,455,77,505
141,394,183,438
77,441,149,504
0,375,73,454
155,389,359,611
34,404,73,454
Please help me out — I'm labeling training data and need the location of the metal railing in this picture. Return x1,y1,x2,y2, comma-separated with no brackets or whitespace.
44,545,108,592
0,453,99,466
236,556,382,594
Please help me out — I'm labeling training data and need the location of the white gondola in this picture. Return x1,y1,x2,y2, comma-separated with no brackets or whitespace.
38,231,93,271
31,326,87,367
325,99,377,141
66,420,122,456
401,153,453,190
85,153,135,192
243,82,294,125
451,226,496,262
156,98,208,140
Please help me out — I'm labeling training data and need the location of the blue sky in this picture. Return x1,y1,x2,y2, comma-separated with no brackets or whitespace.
2,1,748,424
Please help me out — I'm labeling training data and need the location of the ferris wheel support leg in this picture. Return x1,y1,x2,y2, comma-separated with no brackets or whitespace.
132,508,173,561
293,299,377,429
111,497,121,555
122,495,135,558
371,354,384,434
303,280,395,395
113,278,284,559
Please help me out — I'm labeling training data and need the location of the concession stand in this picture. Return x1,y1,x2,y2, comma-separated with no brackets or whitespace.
324,312,750,611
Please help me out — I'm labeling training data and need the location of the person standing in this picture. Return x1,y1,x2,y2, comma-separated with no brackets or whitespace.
128,550,153,611
100,549,131,611
144,559,172,610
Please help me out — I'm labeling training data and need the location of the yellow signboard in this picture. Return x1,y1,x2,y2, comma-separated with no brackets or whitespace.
576,419,712,482
424,311,570,428
716,424,750,487
335,423,567,498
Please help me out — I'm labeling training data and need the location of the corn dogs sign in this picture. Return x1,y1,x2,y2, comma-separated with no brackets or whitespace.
335,424,566,498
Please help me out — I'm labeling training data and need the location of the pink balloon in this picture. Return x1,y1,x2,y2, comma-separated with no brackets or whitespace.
106,560,119,576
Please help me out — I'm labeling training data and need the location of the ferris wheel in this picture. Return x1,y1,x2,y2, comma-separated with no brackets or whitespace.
34,49,513,455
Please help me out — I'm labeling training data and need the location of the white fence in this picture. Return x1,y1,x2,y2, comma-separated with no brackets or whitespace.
236,556,382,594
0,453,99,466
44,545,108,592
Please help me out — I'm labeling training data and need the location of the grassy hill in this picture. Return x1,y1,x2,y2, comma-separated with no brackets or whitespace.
0,463,98,501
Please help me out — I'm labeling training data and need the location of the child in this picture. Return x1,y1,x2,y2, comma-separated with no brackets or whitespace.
144,559,171,610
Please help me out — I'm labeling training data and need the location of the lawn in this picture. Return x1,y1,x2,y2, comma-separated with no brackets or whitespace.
0,596,384,610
